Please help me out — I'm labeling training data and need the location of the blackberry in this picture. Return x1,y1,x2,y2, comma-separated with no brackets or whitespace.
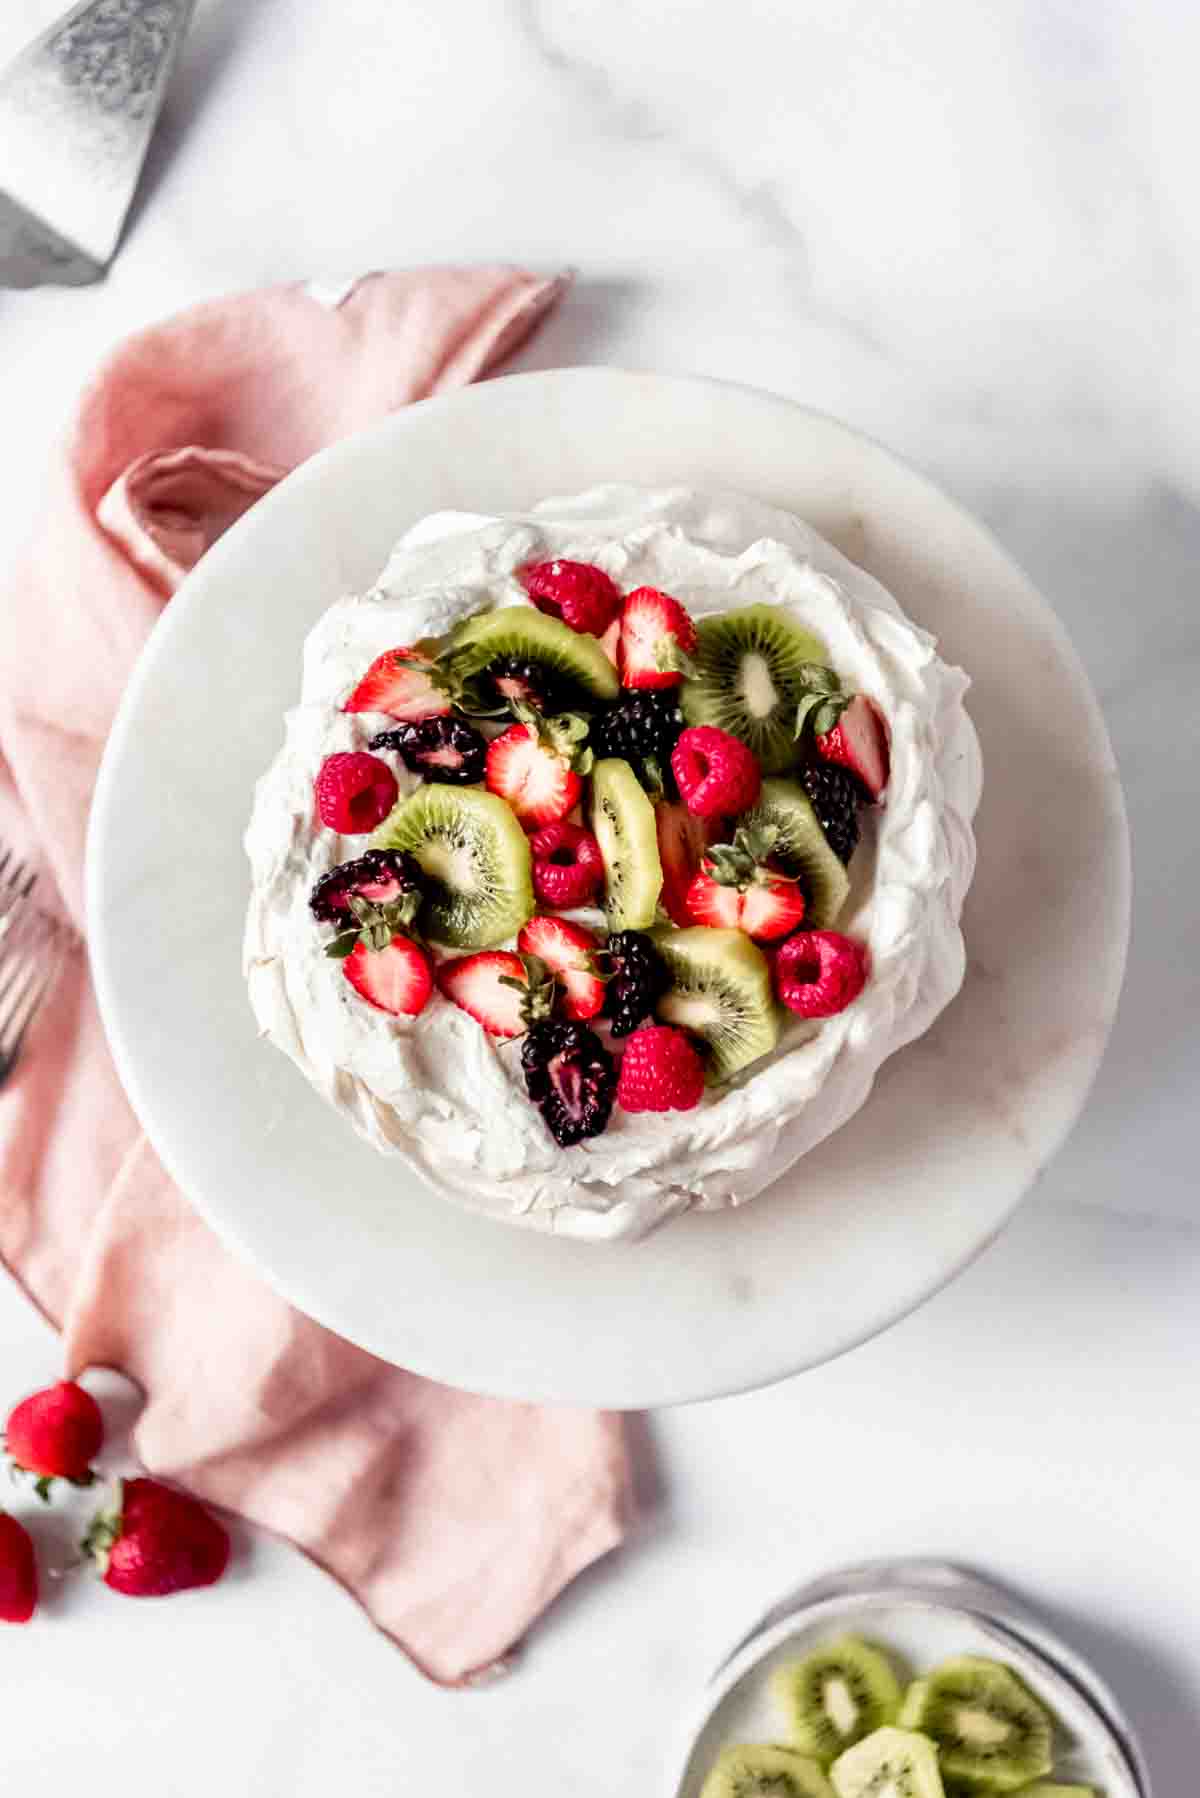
801,763,864,865
484,655,566,714
602,930,669,1037
590,691,684,794
309,849,421,924
521,1020,616,1147
370,717,486,785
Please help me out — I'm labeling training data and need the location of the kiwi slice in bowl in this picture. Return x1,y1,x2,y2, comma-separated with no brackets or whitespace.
830,1727,945,1798
898,1658,1054,1793
700,1743,835,1798
741,778,851,929
681,604,828,772
1009,1787,1095,1797
652,926,778,1082
371,786,533,948
590,757,663,930
773,1637,903,1764
444,606,619,710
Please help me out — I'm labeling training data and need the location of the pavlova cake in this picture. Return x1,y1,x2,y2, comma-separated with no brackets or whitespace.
244,486,981,1241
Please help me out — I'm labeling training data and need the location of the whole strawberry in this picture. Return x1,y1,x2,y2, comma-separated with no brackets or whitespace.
83,1477,230,1598
0,1513,37,1623
6,1378,103,1499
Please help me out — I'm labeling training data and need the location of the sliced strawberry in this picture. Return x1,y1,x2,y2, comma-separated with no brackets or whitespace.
599,617,621,667
343,936,433,1016
485,722,582,829
438,951,533,1037
683,824,807,941
618,587,698,691
816,693,890,800
739,877,807,942
518,917,605,1021
655,800,716,927
343,647,451,721
684,872,742,929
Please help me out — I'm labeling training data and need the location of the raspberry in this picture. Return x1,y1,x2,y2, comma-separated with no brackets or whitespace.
314,752,398,833
616,1025,705,1114
522,1021,616,1146
774,930,868,1019
670,726,761,819
602,930,668,1037
530,821,605,909
523,559,621,636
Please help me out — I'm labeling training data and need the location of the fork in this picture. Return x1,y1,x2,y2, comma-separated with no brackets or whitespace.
0,850,66,1086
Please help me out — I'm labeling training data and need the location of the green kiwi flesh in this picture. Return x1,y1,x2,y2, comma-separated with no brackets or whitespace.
1009,1787,1095,1797
700,1743,836,1798
830,1727,945,1798
371,785,533,948
773,1637,903,1763
681,604,829,772
652,926,778,1082
898,1659,1053,1793
445,605,619,704
589,758,663,929
741,778,850,929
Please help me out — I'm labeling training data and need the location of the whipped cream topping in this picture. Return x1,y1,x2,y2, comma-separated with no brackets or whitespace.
244,486,981,1242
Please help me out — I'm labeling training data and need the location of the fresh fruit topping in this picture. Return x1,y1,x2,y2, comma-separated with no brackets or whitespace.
445,606,619,714
309,848,422,925
772,1636,903,1763
0,1514,37,1624
616,1024,706,1114
654,799,716,927
671,725,761,819
518,917,605,1021
830,1727,943,1798
602,929,669,1037
522,559,621,637
485,711,589,828
590,758,664,930
653,926,778,1083
529,821,605,910
599,617,621,665
685,824,807,941
774,931,867,1019
801,763,864,865
82,1477,230,1598
314,752,399,834
369,716,487,785
438,950,554,1038
372,785,534,948
797,674,890,801
590,689,684,794
617,586,698,690
521,1020,616,1146
742,777,851,929
681,605,828,773
897,1657,1053,1792
343,935,433,1016
343,646,451,721
5,1379,103,1497
700,1744,834,1798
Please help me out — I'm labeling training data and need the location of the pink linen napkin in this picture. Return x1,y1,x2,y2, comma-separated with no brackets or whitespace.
0,267,631,1685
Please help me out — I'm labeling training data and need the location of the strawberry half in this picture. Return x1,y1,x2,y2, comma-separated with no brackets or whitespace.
518,917,605,1021
343,936,433,1016
618,587,698,690
655,800,717,927
485,719,585,829
438,951,554,1037
815,692,890,800
343,646,451,721
683,824,807,942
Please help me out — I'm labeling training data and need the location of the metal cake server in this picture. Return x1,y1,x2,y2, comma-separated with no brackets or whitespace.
0,0,195,288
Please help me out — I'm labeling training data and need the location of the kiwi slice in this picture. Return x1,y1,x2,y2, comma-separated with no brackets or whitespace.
830,1727,945,1798
652,926,778,1082
681,604,828,772
773,1638,903,1764
742,778,850,929
445,605,619,708
899,1658,1053,1793
1009,1787,1094,1797
590,758,663,929
700,1743,835,1798
371,785,533,948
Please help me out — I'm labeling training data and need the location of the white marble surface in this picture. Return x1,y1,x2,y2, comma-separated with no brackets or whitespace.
0,0,1196,1790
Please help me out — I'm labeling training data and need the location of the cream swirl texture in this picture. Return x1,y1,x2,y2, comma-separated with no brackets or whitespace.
244,486,981,1241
